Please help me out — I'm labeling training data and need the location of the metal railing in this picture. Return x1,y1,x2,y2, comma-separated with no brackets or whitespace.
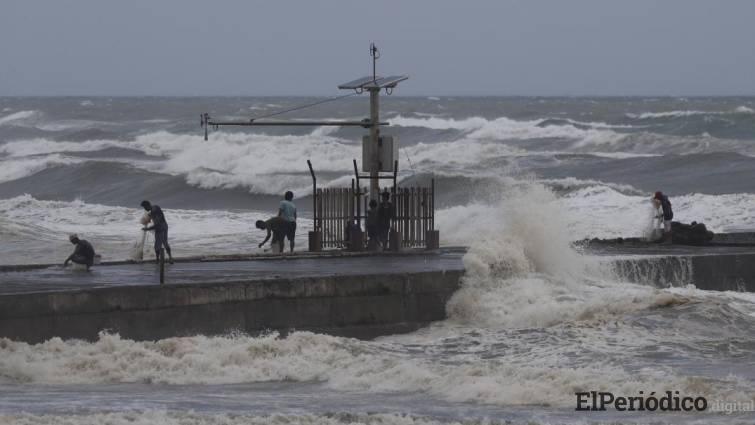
392,182,434,248
316,187,358,249
312,180,435,250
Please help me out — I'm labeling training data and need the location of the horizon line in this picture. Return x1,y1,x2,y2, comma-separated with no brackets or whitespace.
3,94,755,98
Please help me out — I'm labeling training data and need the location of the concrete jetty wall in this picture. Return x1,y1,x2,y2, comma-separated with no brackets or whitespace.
612,252,755,291
3,245,755,344
0,270,463,344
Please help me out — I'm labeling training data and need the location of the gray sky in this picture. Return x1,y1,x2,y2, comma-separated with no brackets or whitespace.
1,0,754,96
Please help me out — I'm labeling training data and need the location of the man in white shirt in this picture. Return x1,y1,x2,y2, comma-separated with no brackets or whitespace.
278,191,297,253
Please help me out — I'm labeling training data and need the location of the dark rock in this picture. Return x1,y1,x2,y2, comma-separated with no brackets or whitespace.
671,221,715,246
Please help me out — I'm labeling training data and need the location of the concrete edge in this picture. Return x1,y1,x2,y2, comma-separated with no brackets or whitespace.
0,269,465,320
0,246,469,273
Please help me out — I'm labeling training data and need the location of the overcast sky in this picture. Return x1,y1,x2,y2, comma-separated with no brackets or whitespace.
1,0,754,96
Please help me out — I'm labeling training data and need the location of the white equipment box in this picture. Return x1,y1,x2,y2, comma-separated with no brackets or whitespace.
362,135,398,172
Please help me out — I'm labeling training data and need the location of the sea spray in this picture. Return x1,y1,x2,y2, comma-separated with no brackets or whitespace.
642,199,662,241
442,181,685,328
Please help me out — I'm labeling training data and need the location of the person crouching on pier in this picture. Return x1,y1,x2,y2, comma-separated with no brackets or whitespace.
653,191,674,243
141,200,174,264
278,191,297,253
256,217,287,254
63,234,96,271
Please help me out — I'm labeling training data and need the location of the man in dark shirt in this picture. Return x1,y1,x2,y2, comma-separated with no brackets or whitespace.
256,217,287,253
64,234,95,271
141,200,174,264
377,191,394,250
366,199,379,250
653,191,674,242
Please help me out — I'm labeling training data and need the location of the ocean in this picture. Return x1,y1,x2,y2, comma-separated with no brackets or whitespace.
1,96,754,424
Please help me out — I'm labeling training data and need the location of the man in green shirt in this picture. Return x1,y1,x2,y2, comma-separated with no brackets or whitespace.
278,191,297,253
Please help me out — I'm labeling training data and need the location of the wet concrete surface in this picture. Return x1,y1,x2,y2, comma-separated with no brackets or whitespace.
0,251,465,295
582,243,755,257
4,242,755,296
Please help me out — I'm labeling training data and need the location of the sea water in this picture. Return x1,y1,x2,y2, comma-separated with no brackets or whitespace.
1,97,755,424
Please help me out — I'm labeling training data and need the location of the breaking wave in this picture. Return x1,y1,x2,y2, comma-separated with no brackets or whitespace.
0,110,41,126
389,115,624,145
1,324,751,408
437,183,755,243
0,110,113,132
3,129,750,198
0,154,81,184
626,106,755,119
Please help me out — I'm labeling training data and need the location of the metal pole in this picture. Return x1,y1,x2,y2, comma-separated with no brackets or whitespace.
307,160,317,229
369,88,380,200
392,159,398,196
206,120,386,127
353,159,361,226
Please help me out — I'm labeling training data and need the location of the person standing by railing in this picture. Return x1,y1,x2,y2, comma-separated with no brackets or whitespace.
278,191,297,253
377,191,393,250
366,199,380,250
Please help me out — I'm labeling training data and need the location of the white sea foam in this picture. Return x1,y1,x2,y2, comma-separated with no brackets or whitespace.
391,113,755,155
626,106,755,119
0,113,749,195
35,119,112,132
0,411,492,425
1,327,750,408
561,187,755,239
389,115,623,146
390,116,659,156
0,139,127,157
538,177,645,195
559,118,643,129
0,155,81,183
0,110,40,126
0,109,113,131
130,131,360,195
439,181,663,325
437,183,755,242
0,130,360,194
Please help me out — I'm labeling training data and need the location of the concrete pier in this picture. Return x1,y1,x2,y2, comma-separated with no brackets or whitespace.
3,240,755,344
0,251,465,343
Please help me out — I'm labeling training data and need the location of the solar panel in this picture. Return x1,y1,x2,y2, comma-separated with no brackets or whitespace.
363,75,409,89
338,76,382,90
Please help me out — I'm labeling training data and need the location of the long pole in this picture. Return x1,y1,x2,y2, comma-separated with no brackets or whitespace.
369,88,380,200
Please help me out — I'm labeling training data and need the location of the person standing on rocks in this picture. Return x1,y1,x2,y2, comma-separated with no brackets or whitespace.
653,191,673,243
